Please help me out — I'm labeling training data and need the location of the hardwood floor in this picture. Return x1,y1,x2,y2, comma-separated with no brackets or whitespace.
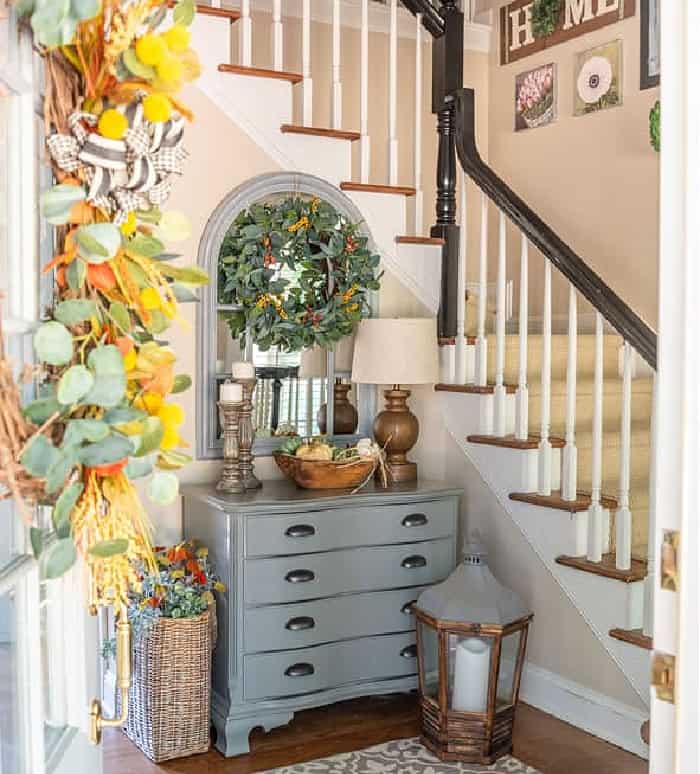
104,694,647,774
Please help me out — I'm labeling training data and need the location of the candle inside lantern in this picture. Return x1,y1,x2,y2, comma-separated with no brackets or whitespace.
220,381,243,402
452,637,491,713
232,361,255,380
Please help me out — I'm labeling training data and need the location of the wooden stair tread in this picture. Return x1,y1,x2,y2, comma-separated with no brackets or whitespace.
609,627,653,650
509,490,618,512
218,64,303,84
168,2,240,21
340,182,416,196
280,124,360,141
556,553,647,583
435,382,515,395
467,434,566,450
437,335,476,345
395,236,445,246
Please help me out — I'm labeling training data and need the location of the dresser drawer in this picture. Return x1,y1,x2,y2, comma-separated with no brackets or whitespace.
244,538,453,605
243,632,417,701
243,586,425,653
245,499,455,557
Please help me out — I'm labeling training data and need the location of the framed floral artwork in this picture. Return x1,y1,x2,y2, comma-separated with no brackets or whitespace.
515,63,556,132
574,40,622,117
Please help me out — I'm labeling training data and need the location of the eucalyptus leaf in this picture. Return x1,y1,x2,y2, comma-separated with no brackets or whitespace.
62,419,109,447
54,299,97,326
109,301,131,333
82,345,127,407
43,538,77,580
52,482,83,539
103,405,147,424
146,309,169,335
127,233,164,258
173,0,195,26
76,223,121,263
147,471,180,505
66,258,87,290
70,0,99,20
171,283,199,303
89,538,129,558
21,435,60,478
171,374,192,394
78,434,134,466
34,321,73,366
45,447,78,494
30,527,44,558
157,449,192,469
57,365,94,405
122,48,156,80
134,416,164,457
23,396,61,424
41,184,85,225
124,457,154,480
159,265,210,285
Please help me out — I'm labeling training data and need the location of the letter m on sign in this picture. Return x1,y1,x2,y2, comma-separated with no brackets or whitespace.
563,0,594,29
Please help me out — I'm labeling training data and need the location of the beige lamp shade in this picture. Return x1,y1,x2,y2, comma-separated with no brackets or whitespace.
299,334,355,378
351,318,439,386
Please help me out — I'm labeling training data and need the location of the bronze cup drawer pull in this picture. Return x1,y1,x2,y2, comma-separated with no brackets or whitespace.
285,524,316,539
401,513,428,528
285,569,316,584
400,644,418,659
285,616,316,631
401,600,417,615
401,555,427,569
284,662,315,678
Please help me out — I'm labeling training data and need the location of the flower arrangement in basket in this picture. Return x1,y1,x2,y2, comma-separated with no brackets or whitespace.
516,64,555,129
273,435,389,491
124,542,226,763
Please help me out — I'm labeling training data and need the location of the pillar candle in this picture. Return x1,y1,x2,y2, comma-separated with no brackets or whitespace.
452,637,491,712
220,381,243,402
232,361,255,380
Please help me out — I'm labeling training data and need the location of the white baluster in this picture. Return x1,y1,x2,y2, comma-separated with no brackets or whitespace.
239,0,252,67
301,0,313,126
515,232,529,440
475,193,488,386
587,312,605,562
360,0,370,183
562,282,578,500
387,0,399,184
643,372,658,637
455,178,468,385
331,0,342,129
272,0,283,72
538,258,552,495
413,13,423,235
616,341,633,570
493,211,508,436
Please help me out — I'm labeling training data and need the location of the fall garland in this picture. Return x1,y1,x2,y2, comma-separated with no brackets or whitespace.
217,196,381,352
3,0,207,608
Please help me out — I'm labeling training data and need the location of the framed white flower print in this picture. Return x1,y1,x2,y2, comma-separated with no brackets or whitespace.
515,63,556,132
574,40,623,117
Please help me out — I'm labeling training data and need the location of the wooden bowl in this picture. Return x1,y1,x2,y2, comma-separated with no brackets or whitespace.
273,452,375,490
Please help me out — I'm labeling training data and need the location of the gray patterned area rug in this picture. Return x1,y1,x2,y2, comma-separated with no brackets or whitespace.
262,737,541,773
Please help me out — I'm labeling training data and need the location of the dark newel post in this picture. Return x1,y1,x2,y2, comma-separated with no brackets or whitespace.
430,0,463,340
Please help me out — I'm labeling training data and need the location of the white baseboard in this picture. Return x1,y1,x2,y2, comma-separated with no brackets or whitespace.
519,661,649,760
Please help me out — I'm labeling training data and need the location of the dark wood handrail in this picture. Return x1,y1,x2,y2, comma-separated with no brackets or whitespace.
400,0,444,37
453,88,657,369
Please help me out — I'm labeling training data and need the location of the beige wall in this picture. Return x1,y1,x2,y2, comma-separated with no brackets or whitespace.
152,17,645,715
487,12,659,330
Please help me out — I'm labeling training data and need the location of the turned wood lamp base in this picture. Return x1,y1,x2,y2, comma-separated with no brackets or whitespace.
372,385,420,483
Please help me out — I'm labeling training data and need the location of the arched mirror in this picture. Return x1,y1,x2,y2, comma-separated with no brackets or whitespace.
197,173,378,459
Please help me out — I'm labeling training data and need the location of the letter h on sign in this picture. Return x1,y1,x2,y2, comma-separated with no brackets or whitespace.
509,3,534,52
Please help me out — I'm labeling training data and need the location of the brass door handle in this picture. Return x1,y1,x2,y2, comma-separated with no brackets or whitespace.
89,606,131,745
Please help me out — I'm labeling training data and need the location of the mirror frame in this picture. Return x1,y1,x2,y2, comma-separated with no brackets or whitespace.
196,172,378,459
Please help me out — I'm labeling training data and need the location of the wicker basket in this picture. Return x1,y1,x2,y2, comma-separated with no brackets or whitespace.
124,608,215,762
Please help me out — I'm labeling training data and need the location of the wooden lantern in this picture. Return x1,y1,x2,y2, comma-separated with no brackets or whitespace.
414,543,533,765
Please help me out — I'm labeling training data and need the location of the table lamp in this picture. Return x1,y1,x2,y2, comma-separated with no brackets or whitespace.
351,318,438,482
299,335,357,434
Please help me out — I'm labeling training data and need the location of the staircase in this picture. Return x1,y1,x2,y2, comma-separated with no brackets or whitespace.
184,0,654,737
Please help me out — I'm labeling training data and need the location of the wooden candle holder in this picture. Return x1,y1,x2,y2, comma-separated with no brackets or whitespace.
217,400,244,494
236,377,261,490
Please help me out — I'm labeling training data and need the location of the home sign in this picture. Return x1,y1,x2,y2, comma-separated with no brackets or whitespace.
500,0,635,65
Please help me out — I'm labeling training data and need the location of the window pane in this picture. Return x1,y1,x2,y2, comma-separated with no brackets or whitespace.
41,581,66,754
0,589,23,774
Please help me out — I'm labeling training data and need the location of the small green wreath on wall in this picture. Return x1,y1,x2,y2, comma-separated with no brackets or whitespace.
531,0,563,38
217,196,381,352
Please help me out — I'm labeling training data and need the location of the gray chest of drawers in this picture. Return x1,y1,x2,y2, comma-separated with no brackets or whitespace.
182,479,460,757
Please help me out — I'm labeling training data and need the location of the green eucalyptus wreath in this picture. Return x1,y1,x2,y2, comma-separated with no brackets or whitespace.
531,0,562,38
217,196,381,352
